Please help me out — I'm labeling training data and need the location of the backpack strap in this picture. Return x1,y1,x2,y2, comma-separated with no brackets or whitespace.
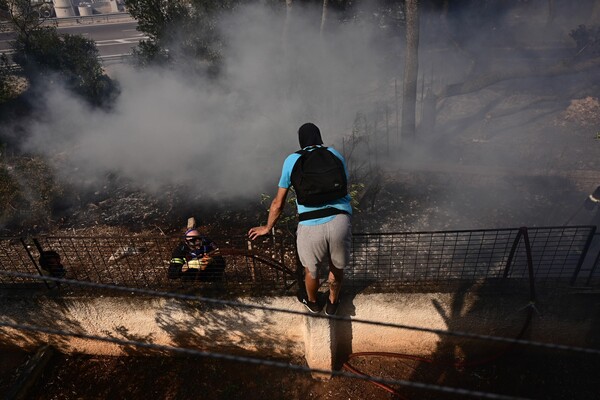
295,146,327,155
298,207,349,222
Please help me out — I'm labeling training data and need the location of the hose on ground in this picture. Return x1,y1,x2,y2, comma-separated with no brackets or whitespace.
342,306,534,399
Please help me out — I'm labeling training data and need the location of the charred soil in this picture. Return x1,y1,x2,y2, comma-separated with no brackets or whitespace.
1,345,599,400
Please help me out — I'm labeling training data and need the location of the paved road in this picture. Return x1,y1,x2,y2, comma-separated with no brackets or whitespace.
0,20,145,58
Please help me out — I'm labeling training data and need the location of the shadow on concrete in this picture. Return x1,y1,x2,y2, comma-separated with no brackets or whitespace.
330,280,372,370
154,296,298,354
399,281,600,400
0,288,85,353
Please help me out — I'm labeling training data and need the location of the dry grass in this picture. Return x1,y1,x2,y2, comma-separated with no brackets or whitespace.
0,156,64,233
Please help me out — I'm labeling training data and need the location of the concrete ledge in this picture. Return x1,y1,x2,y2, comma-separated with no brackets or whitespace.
1,290,599,374
303,313,335,379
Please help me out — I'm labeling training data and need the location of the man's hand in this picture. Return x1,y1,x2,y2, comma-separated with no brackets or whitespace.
249,187,289,240
248,226,270,240
199,255,212,270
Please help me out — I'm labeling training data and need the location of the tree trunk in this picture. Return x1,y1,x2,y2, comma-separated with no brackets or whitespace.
589,0,600,25
546,0,555,24
283,0,292,46
401,0,420,143
320,0,328,36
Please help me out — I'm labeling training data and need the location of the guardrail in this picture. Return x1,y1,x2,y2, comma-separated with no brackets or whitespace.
1,226,598,295
1,53,133,72
46,12,134,27
100,53,133,65
0,12,134,30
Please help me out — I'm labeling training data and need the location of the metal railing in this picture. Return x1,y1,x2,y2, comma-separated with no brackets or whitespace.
0,13,134,30
45,12,134,27
1,53,134,73
0,235,298,295
0,225,598,295
585,233,600,287
346,226,597,292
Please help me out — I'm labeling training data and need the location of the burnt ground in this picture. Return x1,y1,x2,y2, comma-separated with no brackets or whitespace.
1,343,599,400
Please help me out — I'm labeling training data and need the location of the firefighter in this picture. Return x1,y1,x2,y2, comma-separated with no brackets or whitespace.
168,229,225,282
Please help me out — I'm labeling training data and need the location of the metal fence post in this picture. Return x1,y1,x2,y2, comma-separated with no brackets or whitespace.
503,229,523,279
520,227,537,303
570,226,597,286
247,240,256,282
585,234,600,287
20,238,51,290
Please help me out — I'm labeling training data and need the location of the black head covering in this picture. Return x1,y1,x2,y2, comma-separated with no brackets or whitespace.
298,123,323,149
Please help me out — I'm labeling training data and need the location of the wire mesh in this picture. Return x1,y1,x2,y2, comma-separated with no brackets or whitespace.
0,225,597,295
0,238,47,288
0,235,297,295
350,229,516,283
346,226,596,292
506,227,594,284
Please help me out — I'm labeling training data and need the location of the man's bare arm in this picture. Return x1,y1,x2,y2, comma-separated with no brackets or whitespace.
248,187,289,240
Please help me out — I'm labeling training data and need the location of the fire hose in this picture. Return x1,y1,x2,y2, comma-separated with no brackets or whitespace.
342,306,534,399
343,226,540,399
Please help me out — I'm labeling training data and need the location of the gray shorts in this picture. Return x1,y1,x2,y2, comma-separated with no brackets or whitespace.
296,214,352,279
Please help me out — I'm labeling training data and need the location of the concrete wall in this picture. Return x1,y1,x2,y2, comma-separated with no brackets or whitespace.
1,289,599,374
52,0,76,18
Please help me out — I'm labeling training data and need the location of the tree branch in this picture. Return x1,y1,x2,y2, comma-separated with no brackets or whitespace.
437,56,600,99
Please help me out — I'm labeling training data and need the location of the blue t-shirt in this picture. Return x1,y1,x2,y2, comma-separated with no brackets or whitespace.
278,145,352,226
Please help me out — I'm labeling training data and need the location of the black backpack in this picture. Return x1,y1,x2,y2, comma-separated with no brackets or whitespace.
291,146,347,206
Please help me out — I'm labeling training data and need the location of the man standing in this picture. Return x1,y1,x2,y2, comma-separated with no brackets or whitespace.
249,123,352,315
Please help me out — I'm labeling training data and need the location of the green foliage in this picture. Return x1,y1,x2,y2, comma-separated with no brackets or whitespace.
132,39,169,67
11,27,119,106
348,182,364,212
125,0,241,70
0,0,45,32
260,190,298,233
126,0,187,66
0,0,119,107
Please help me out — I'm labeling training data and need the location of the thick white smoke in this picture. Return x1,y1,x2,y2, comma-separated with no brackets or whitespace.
22,3,392,201
18,1,600,230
